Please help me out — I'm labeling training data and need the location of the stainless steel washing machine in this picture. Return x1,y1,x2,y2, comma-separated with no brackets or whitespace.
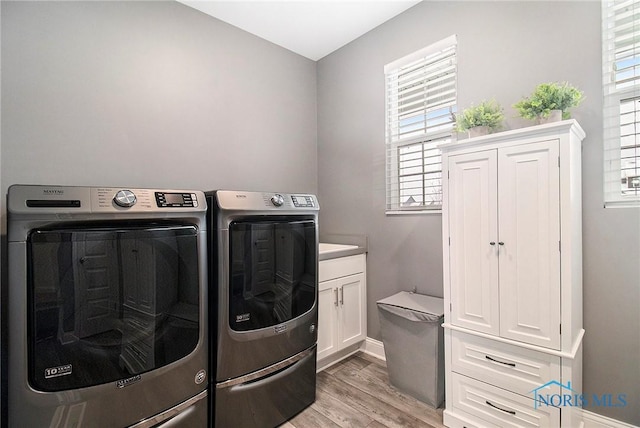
207,190,318,427
7,185,209,427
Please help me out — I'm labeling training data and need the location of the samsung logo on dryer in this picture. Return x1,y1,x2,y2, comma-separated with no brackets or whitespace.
43,189,64,195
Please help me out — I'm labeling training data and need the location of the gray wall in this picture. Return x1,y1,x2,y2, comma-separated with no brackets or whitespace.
1,1,317,196
317,1,640,424
2,0,640,425
0,0,317,422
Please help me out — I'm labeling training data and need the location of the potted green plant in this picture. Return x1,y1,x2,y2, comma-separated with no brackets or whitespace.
514,82,584,123
455,99,505,137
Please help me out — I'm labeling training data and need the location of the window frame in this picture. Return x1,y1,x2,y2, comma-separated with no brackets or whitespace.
386,130,453,214
384,35,457,214
602,0,640,207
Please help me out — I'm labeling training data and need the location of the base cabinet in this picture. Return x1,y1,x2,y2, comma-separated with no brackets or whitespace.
451,373,560,428
317,254,366,362
441,121,585,428
450,330,561,398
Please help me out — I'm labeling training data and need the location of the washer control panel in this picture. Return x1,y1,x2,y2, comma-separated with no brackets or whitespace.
113,190,137,208
7,186,206,215
155,192,199,208
95,188,153,210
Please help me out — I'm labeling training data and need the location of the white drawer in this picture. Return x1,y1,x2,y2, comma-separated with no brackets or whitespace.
319,254,365,282
451,373,560,428
451,331,561,397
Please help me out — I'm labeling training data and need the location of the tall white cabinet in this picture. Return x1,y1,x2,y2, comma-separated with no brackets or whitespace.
441,121,585,428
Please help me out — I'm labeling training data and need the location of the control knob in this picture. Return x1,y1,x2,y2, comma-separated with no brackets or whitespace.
271,194,285,207
113,190,137,208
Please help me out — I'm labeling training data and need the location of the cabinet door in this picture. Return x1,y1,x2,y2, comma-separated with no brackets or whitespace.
498,140,561,349
317,279,339,361
448,150,499,335
337,273,366,349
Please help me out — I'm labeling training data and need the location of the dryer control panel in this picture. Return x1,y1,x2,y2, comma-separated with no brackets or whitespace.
215,190,319,212
291,195,315,208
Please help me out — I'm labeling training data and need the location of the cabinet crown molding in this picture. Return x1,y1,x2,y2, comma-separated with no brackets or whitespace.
440,119,585,153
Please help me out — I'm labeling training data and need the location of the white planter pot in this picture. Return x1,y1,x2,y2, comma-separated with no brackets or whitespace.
468,126,490,138
537,109,563,124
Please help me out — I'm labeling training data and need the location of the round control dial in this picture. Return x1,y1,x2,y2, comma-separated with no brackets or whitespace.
271,194,285,207
113,190,137,208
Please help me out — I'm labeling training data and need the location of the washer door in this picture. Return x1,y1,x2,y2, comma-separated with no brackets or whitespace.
27,224,200,392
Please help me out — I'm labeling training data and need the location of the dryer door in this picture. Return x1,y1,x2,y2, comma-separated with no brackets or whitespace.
228,218,317,332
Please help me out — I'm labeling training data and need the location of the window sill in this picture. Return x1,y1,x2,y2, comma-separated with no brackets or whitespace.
604,200,640,208
386,209,442,216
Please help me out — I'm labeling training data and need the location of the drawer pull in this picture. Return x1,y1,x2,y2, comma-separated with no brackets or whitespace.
485,355,516,367
486,400,516,415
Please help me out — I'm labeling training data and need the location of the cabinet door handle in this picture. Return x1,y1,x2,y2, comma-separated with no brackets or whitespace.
489,242,496,246
485,355,516,367
334,288,339,306
498,242,505,246
339,286,344,305
485,400,516,415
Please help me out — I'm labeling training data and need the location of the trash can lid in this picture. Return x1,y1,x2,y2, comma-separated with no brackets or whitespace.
377,291,444,317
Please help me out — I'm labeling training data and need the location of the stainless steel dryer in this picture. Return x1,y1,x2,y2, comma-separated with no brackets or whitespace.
7,185,209,427
207,190,318,427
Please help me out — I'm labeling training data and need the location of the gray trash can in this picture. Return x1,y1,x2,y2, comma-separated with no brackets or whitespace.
377,291,444,408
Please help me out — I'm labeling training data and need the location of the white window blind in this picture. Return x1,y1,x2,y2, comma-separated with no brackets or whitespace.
603,0,640,207
385,35,457,213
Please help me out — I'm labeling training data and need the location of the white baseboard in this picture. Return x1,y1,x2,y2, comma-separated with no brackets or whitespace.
360,337,385,361
582,410,639,428
317,337,385,372
317,346,361,372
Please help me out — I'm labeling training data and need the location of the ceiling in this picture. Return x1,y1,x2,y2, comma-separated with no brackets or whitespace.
177,0,422,61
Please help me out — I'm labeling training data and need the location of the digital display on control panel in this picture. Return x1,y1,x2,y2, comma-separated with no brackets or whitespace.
165,194,184,204
155,192,199,208
291,195,315,208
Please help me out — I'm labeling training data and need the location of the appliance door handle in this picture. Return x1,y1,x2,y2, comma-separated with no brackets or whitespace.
129,390,207,428
334,288,339,306
222,347,315,392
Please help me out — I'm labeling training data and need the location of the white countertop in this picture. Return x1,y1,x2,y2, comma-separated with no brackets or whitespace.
319,242,365,260
319,243,359,254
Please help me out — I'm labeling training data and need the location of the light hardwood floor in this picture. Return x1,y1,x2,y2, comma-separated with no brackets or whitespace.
280,353,445,428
